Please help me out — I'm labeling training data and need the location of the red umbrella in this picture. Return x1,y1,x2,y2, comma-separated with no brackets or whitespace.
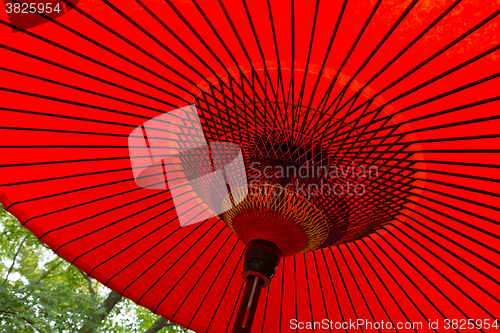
1,0,500,332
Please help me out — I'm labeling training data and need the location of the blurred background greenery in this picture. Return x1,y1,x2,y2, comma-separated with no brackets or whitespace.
0,206,191,333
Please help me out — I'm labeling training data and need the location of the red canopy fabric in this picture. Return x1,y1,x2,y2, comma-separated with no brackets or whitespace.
1,0,500,332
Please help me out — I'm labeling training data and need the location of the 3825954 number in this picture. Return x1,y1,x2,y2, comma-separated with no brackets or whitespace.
444,319,499,330
5,2,61,14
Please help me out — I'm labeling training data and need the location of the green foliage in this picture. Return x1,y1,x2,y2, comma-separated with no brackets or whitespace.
100,298,191,333
0,281,102,332
0,207,192,333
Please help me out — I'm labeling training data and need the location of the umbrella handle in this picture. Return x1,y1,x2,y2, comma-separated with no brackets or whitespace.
233,276,264,333
232,239,282,333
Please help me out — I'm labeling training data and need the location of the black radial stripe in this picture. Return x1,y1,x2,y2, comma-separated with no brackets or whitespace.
89,217,218,279
316,0,382,118
52,191,195,253
0,67,172,114
166,0,265,106
241,0,279,104
409,183,500,213
36,188,171,237
0,166,132,187
349,241,419,333
1,145,196,148
383,71,500,127
0,44,178,108
328,0,419,120
198,91,235,138
237,69,253,128
415,149,500,154
410,191,500,228
225,74,243,131
414,133,500,145
357,239,439,333
101,0,228,95
330,89,500,166
377,230,494,327
343,71,500,148
287,0,295,112
0,87,160,121
279,257,285,333
217,77,236,134
391,219,495,284
319,250,347,333
404,113,500,139
343,85,500,146
224,281,245,333
310,253,332,333
404,201,500,255
296,0,320,109
2,167,187,208
99,217,216,285
323,25,500,153
171,235,239,322
303,253,316,333
74,205,177,267
212,0,269,104
330,0,462,119
187,245,243,330
343,244,403,333
0,146,230,172
396,219,500,285
207,82,233,135
328,157,415,215
364,236,459,333
0,154,162,168
0,97,230,139
136,0,253,104
353,6,500,125
118,214,218,297
152,226,229,312
354,135,500,152
259,283,270,333
0,1,498,331
0,90,223,138
54,0,203,97
345,138,412,183
190,0,266,103
293,255,298,333
0,19,192,104
265,0,287,114
375,158,500,170
8,177,151,212
327,247,365,333
337,247,382,333
388,223,500,304
337,12,500,137
306,0,348,111
354,190,500,266
206,250,245,332
316,104,384,158
318,98,377,161
371,8,500,102
240,0,278,103
325,89,374,148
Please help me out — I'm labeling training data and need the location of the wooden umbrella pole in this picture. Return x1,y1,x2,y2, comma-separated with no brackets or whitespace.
232,239,282,333
233,276,264,333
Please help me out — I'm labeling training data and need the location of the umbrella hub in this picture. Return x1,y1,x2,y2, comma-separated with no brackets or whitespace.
222,184,329,257
241,239,282,287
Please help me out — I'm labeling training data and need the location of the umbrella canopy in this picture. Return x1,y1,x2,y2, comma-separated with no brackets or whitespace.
1,0,500,332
